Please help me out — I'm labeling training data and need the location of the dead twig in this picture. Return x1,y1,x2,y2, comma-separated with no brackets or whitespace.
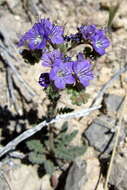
6,67,19,114
1,47,36,97
0,105,101,158
0,41,37,102
9,151,25,159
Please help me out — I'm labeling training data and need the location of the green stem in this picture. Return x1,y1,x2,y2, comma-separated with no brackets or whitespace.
49,125,55,153
66,41,88,52
47,88,60,153
66,42,81,52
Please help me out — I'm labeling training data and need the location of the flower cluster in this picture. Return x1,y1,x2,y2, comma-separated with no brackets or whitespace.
65,25,110,56
78,25,110,55
39,50,94,89
19,18,110,90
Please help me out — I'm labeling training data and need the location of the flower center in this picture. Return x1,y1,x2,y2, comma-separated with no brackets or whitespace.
96,40,102,48
57,70,65,77
34,35,42,45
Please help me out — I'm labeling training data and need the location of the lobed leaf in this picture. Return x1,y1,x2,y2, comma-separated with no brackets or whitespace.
28,152,46,164
26,139,44,153
43,160,56,175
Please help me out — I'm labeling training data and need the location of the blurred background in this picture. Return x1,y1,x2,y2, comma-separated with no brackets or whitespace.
0,0,127,190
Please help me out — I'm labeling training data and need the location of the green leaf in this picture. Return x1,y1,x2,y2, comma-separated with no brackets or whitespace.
67,88,73,94
67,146,86,158
57,43,68,53
56,130,78,146
60,121,68,133
26,140,44,153
67,87,90,106
44,139,50,150
55,145,86,161
71,91,90,106
28,152,46,164
62,130,78,145
45,85,60,101
43,160,56,175
54,148,74,160
55,122,68,145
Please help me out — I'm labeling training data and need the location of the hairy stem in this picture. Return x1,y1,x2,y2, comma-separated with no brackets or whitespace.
47,88,60,153
49,125,55,153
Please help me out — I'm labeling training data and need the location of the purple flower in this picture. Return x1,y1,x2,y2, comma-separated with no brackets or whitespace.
79,25,96,40
40,19,64,44
39,73,50,87
79,25,110,55
18,22,47,49
49,60,75,89
18,18,64,50
64,33,80,43
41,50,63,67
63,56,72,62
91,30,110,55
73,60,93,87
77,52,84,61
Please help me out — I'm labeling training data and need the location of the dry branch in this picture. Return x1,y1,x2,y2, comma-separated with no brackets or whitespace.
91,65,127,107
0,27,37,103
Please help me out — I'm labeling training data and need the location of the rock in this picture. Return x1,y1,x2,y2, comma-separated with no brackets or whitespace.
41,175,53,190
6,0,22,14
6,0,20,9
0,174,9,190
84,115,115,154
112,18,124,30
26,0,40,17
84,115,125,154
64,159,87,190
103,93,125,116
109,152,127,190
82,147,104,190
0,159,43,190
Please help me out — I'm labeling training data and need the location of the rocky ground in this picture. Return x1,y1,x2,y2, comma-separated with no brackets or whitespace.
0,0,127,190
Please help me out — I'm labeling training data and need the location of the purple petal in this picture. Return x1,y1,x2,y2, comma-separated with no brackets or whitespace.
49,66,59,80
79,79,90,87
79,25,97,40
73,60,91,73
39,73,50,87
77,53,84,61
49,26,64,44
42,50,62,67
54,78,65,89
93,46,105,55
40,18,53,35
91,29,110,55
64,75,75,84
73,59,94,87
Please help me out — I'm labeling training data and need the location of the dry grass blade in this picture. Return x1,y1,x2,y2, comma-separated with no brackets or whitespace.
91,65,127,107
107,2,120,30
104,67,127,190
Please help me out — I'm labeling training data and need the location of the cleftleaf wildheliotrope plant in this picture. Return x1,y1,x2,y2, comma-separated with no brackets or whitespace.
26,122,86,174
19,18,110,175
